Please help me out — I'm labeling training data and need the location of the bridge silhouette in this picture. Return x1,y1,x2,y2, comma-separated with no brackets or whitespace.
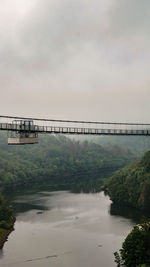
0,115,150,144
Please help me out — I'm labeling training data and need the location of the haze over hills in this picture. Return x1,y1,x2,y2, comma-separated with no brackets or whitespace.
70,135,150,155
0,132,136,190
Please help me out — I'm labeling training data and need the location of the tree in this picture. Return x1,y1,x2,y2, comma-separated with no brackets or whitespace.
114,221,150,267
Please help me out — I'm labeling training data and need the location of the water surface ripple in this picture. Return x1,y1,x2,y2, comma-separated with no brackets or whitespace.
0,191,135,267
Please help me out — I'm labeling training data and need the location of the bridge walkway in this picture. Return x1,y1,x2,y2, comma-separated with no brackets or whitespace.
0,122,150,136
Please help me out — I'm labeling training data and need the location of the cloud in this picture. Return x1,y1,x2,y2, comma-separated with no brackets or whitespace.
0,0,150,123
110,0,150,37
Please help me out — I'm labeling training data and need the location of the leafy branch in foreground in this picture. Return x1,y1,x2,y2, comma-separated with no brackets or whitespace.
114,220,150,267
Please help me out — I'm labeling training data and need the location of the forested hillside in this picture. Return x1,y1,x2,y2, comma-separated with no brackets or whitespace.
107,150,150,212
0,132,135,190
71,136,150,155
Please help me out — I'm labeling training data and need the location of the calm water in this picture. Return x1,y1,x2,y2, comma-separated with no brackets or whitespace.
0,190,136,267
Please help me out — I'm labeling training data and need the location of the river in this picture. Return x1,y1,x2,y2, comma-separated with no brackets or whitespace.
0,188,138,267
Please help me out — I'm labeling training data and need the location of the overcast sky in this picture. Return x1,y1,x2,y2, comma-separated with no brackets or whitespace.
0,0,150,123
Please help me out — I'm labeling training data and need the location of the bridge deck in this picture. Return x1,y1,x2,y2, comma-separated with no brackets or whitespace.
1,123,150,136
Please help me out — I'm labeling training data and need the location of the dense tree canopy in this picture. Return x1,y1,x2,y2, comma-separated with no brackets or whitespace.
114,221,150,267
107,150,150,211
0,133,135,190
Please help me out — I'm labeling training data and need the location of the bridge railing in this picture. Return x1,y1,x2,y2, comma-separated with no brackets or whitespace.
0,115,150,136
1,122,150,136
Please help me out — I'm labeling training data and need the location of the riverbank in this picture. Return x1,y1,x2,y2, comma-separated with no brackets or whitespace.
0,216,16,249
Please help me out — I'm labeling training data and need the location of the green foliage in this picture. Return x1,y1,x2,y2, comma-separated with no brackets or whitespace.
114,221,150,267
0,228,5,236
0,193,13,230
0,133,134,190
107,150,150,211
114,251,123,267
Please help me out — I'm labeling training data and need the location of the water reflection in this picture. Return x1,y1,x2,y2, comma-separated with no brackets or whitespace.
0,190,140,267
11,192,53,215
12,202,49,215
7,183,148,224
110,202,150,224
71,184,98,193
0,249,4,259
4,173,106,198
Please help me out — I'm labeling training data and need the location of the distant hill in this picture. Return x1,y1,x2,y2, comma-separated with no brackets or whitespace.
71,135,150,155
0,132,136,190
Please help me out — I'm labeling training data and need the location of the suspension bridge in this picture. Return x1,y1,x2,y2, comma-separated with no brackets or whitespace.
0,115,150,144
